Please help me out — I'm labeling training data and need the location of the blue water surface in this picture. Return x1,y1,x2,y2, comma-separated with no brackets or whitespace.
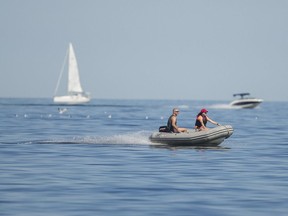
0,98,287,216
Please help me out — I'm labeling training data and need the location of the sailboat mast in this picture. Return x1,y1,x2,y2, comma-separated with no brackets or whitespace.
54,46,69,96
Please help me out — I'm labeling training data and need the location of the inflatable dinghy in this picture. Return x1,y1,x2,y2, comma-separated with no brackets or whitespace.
149,125,233,146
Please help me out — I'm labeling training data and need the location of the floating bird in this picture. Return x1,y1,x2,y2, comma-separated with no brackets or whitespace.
58,108,68,114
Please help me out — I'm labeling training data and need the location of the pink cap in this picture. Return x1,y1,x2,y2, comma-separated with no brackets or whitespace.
201,108,208,113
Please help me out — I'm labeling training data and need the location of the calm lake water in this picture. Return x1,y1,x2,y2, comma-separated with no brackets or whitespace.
1,98,287,216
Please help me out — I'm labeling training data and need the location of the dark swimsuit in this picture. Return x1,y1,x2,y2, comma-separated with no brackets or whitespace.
195,114,207,128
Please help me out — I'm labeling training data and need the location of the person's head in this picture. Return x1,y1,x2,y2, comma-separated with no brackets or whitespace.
200,108,208,115
173,108,180,115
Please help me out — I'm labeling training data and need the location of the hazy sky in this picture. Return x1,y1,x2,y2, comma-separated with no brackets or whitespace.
1,0,287,101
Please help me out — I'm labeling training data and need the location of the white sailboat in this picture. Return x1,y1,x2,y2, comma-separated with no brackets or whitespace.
53,43,90,104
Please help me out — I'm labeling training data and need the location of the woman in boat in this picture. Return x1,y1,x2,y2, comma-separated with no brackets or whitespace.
167,108,187,133
194,108,220,131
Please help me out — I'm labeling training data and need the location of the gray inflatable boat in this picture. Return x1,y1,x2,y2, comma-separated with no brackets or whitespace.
149,125,233,146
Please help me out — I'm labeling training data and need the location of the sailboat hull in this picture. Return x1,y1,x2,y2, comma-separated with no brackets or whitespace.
53,95,90,104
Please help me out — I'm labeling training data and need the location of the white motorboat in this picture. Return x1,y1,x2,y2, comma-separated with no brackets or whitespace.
149,125,233,146
53,43,90,104
229,93,263,109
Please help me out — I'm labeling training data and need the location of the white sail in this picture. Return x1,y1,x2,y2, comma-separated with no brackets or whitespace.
68,43,83,93
53,43,90,104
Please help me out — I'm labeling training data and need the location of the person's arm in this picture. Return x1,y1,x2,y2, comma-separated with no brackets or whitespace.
207,116,220,126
